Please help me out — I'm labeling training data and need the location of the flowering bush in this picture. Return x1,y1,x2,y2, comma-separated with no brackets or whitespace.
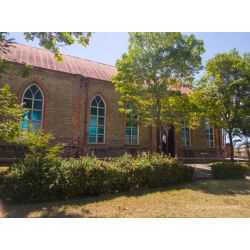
0,152,194,203
211,162,248,179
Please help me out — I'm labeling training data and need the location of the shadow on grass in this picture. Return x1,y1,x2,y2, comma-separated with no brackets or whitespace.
3,199,96,218
3,178,250,218
187,179,250,196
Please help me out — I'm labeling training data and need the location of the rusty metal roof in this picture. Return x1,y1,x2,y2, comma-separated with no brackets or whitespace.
171,86,192,95
0,43,118,82
0,43,192,94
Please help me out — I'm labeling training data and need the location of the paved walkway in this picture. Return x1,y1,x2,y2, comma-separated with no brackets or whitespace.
189,164,213,180
190,164,211,171
189,164,250,180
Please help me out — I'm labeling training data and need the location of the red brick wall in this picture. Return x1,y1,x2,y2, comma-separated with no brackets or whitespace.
0,67,222,159
71,80,82,138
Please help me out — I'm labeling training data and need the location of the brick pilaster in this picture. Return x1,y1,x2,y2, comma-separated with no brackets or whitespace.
71,79,82,138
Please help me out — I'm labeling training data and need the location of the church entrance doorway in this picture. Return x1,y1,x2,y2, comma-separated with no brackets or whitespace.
162,125,175,157
168,126,175,157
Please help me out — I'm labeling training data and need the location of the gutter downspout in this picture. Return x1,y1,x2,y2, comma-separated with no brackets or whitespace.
83,78,90,156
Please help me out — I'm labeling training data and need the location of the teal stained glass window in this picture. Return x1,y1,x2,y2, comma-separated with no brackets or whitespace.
89,95,105,143
22,85,43,130
125,104,139,144
181,116,191,146
206,119,214,147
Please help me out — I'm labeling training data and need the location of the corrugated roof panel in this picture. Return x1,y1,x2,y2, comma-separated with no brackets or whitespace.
34,48,42,65
0,43,192,93
0,43,118,80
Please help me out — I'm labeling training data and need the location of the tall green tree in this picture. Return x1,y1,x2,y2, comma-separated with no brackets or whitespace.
111,32,205,153
194,49,250,161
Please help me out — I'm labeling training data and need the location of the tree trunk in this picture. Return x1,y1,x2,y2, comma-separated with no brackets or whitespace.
156,97,162,154
228,132,234,162
245,136,250,161
156,123,162,154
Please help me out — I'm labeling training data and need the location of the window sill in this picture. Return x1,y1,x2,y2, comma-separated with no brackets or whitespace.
180,146,194,148
87,143,107,145
206,147,217,149
124,144,142,146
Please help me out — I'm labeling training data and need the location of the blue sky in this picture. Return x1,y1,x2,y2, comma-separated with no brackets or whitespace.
7,32,250,80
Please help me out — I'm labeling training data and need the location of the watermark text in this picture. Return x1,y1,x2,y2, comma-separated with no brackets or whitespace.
186,205,241,210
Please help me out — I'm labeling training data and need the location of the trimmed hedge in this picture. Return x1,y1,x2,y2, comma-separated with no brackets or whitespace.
211,162,248,179
0,153,194,203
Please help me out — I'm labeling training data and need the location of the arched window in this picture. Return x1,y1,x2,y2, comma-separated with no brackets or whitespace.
125,104,139,144
89,95,105,143
206,118,214,147
181,116,191,146
22,84,44,130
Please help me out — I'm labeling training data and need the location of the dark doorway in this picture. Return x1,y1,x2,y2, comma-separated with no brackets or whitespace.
168,126,175,157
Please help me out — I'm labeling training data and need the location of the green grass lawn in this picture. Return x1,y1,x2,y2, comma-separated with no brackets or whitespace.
2,179,250,218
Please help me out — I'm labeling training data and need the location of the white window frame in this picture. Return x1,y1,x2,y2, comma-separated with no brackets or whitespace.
181,118,191,147
125,105,139,144
89,95,106,144
22,84,44,130
206,119,215,147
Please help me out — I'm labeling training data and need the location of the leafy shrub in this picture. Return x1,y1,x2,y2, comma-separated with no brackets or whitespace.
0,158,65,203
18,124,65,160
0,152,194,203
211,162,248,179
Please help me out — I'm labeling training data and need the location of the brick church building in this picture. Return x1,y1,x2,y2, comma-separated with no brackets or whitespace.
0,44,223,159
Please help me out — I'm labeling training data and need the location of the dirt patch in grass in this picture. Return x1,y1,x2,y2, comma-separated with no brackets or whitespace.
0,164,9,173
2,179,250,218
194,168,211,173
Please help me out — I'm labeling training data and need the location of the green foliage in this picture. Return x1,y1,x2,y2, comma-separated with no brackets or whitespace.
0,32,91,79
0,53,33,80
19,124,66,160
0,32,33,79
23,32,92,63
0,85,65,158
211,162,247,179
194,48,250,160
0,85,28,142
0,32,15,54
0,158,64,203
110,32,205,151
0,153,194,203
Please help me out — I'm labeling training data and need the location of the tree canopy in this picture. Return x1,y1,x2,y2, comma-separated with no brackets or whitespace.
193,48,250,161
111,32,205,153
